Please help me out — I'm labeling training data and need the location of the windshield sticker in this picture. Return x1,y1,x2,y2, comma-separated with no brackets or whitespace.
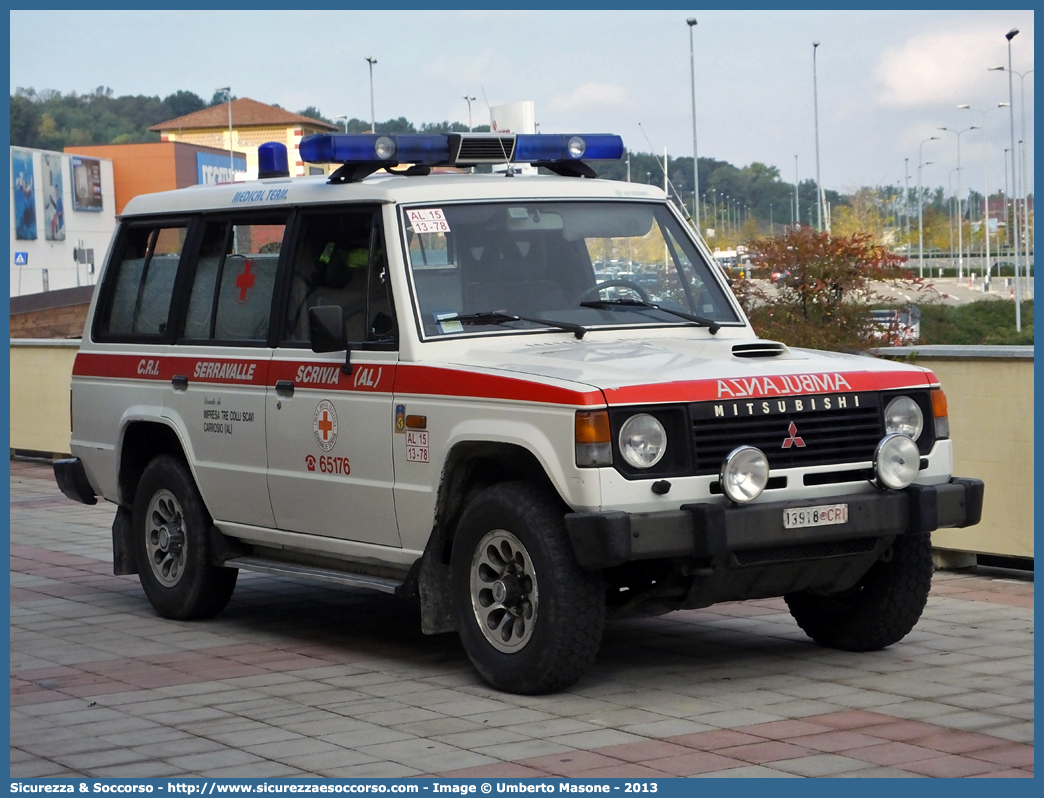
407,208,451,234
434,312,464,334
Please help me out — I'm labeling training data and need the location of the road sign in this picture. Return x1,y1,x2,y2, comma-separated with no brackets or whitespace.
14,252,28,265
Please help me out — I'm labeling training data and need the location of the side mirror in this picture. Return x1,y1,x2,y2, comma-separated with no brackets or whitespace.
308,306,345,353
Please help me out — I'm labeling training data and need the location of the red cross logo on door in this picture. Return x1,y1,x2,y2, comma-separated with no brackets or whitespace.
312,400,338,452
235,260,256,304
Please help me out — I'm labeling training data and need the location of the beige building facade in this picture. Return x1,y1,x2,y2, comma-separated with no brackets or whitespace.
149,97,337,179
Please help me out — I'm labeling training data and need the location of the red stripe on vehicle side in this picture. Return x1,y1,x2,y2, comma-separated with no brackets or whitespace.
73,352,271,386
268,359,392,392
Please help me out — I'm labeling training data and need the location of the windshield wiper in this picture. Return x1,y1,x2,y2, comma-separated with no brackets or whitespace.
580,299,720,335
439,311,587,339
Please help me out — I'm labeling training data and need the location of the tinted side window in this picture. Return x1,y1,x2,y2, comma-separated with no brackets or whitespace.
99,225,187,337
283,211,395,345
182,218,286,343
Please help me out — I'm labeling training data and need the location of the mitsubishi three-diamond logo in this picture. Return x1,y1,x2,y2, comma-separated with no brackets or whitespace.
782,421,806,449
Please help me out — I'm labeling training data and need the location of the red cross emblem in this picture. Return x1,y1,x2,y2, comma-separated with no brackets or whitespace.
235,260,256,304
317,410,333,441
782,421,805,449
313,400,338,452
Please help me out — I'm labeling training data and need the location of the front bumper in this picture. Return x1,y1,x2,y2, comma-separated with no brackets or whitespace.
565,477,984,569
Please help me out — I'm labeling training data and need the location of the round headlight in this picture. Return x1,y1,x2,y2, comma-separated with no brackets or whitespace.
567,136,587,159
618,414,666,469
720,446,770,504
874,433,920,490
374,136,396,160
884,396,923,440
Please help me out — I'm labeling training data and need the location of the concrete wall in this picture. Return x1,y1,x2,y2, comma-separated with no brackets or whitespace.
9,340,79,456
876,345,1034,560
10,341,1033,560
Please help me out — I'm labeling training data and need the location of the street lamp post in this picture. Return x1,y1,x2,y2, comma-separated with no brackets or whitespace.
903,158,911,254
216,86,233,175
793,155,799,229
1003,148,1010,252
938,125,980,279
948,168,959,277
812,41,824,233
994,31,1022,329
365,56,378,134
462,95,476,132
335,115,348,133
958,103,1010,281
990,62,1034,303
918,136,939,278
686,18,701,235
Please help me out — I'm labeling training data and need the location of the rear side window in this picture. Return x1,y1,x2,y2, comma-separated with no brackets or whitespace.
182,217,286,343
98,225,187,337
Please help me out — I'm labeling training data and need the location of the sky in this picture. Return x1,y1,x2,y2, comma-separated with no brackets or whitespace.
9,9,1035,196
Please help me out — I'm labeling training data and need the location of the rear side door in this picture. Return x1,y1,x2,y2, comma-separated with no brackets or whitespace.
265,206,401,546
164,212,289,528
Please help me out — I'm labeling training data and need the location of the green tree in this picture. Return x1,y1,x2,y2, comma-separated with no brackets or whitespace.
732,227,926,351
10,94,40,148
298,106,334,125
162,91,206,120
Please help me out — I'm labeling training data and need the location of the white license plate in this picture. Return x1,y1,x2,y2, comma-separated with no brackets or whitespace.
783,504,849,529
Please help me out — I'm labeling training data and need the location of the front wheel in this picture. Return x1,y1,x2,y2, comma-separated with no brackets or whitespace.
132,454,238,620
451,482,605,694
785,533,933,651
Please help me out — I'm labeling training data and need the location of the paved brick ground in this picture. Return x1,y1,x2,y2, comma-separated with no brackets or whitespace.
10,459,1033,779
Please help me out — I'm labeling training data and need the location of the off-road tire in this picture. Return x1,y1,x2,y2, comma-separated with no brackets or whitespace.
785,533,933,651
132,454,238,620
451,481,605,694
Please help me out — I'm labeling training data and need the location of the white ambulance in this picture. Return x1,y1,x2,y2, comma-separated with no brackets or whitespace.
55,133,983,694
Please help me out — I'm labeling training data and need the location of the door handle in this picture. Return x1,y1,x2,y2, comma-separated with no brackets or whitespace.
275,380,295,397
172,375,188,389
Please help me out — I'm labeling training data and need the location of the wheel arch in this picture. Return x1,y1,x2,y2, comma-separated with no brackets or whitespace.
411,440,569,636
117,418,190,507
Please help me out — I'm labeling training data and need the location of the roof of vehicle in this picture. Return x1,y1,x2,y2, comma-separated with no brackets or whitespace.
121,172,666,218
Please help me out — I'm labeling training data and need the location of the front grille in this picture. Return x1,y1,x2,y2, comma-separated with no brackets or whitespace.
691,397,883,475
734,537,879,566
456,136,516,162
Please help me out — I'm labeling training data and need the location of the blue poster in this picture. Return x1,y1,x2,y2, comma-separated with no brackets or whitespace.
197,151,247,184
12,149,37,240
42,152,65,241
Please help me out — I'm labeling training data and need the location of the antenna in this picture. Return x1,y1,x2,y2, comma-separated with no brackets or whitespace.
481,85,513,176
638,122,693,223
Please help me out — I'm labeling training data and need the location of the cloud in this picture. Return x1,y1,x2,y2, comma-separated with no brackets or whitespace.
548,82,631,112
874,25,1032,108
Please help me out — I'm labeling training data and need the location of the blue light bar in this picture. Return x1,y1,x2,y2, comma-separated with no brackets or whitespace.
515,134,624,162
300,134,450,165
299,132,625,175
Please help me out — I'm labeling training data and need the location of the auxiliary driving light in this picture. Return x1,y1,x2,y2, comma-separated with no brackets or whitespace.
720,446,770,504
874,433,920,490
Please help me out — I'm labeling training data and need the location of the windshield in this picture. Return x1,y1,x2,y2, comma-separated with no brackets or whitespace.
402,201,742,338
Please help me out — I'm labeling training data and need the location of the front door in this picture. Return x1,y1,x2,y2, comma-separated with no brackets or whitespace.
264,207,401,546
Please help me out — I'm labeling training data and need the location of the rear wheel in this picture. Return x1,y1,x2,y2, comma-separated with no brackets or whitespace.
132,454,237,619
451,481,604,694
785,533,933,651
